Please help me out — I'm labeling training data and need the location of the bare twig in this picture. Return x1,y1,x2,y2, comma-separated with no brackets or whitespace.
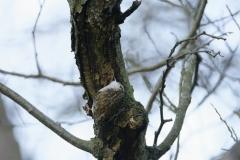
198,13,238,106
197,74,224,107
127,31,225,75
0,69,81,86
178,0,207,53
184,0,193,11
170,32,179,42
167,31,226,58
212,104,238,142
146,74,164,113
128,57,179,113
201,61,240,83
174,135,180,160
201,10,240,26
126,57,175,110
226,6,240,30
125,57,154,92
126,58,176,113
231,127,238,141
160,0,190,14
194,32,231,52
143,25,162,56
196,41,238,107
146,32,225,113
153,59,173,146
127,60,166,75
32,0,46,75
0,118,91,128
0,0,81,87
163,92,177,111
158,54,196,152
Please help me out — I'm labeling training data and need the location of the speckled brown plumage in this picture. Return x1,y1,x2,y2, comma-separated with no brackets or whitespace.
92,81,124,137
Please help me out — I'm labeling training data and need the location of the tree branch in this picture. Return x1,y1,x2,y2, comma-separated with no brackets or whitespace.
145,31,225,113
115,0,141,24
212,104,238,142
32,0,46,75
160,0,190,14
226,5,240,30
158,54,196,152
153,61,174,146
0,82,93,153
143,24,162,56
201,10,240,26
0,69,81,86
151,42,224,153
174,135,180,160
196,41,237,108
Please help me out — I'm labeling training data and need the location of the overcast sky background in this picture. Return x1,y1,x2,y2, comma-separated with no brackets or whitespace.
0,0,240,159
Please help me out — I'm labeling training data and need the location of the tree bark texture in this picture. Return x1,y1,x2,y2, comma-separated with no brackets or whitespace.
68,0,149,159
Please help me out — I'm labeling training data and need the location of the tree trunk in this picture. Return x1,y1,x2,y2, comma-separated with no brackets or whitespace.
68,0,150,159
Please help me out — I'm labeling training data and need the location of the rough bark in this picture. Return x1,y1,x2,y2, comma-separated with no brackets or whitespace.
68,0,149,159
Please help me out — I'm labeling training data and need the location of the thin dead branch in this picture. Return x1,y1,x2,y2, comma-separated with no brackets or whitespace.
212,104,238,142
143,24,162,56
127,30,225,75
226,6,240,30
0,69,81,86
196,41,238,108
157,54,196,152
32,0,46,75
153,58,174,146
160,0,190,14
197,74,224,107
174,135,180,160
201,10,240,26
163,92,177,111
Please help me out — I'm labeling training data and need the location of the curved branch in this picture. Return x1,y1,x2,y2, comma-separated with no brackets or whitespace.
155,1,208,155
0,69,81,86
158,54,196,151
0,82,92,153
